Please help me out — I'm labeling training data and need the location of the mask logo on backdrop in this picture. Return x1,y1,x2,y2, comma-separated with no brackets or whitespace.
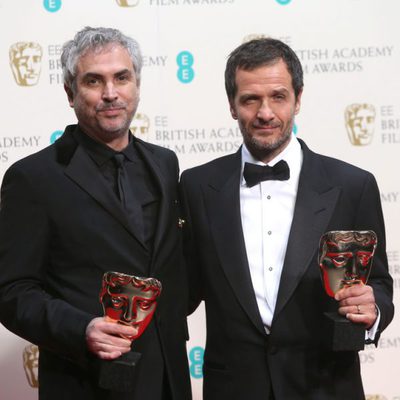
242,34,292,47
9,42,43,86
115,0,140,6
345,103,375,146
189,346,204,379
243,33,267,42
43,0,62,12
130,113,150,141
177,51,194,83
23,344,39,388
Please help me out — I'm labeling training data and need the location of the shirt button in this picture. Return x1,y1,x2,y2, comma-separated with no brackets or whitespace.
267,195,271,200
268,230,272,235
268,267,273,271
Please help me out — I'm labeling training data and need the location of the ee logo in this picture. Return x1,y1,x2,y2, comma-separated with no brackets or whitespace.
189,346,204,379
276,0,292,4
50,130,63,144
176,51,194,84
43,0,62,12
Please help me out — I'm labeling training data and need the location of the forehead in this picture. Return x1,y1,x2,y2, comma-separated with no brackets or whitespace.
76,44,134,75
234,59,294,93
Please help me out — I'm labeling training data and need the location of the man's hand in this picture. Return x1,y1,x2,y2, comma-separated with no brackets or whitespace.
335,284,377,329
86,317,138,360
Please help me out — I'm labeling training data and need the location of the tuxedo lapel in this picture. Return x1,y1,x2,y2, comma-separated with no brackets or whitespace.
273,140,341,319
204,151,265,335
57,126,148,251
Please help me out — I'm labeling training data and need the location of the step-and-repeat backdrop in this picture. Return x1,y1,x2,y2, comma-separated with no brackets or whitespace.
0,0,399,399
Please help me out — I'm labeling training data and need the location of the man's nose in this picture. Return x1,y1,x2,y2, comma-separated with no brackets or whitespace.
102,82,118,101
256,101,274,121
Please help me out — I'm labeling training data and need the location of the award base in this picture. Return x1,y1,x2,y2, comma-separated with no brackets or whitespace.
99,351,141,392
323,312,365,352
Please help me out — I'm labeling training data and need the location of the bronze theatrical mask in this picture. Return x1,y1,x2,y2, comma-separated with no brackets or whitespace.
99,271,162,340
318,230,377,297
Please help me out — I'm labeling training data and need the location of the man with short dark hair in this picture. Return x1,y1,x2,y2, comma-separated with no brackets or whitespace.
0,26,191,400
180,38,394,399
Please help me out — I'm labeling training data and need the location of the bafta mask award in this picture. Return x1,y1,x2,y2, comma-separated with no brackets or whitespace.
98,271,162,391
318,230,377,351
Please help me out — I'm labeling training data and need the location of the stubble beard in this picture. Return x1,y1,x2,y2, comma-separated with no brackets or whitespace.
240,117,295,161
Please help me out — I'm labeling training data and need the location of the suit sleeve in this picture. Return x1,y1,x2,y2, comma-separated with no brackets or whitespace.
0,164,94,365
179,171,204,315
355,172,394,342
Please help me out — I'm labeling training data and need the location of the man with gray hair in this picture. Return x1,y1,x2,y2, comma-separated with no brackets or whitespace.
0,27,191,400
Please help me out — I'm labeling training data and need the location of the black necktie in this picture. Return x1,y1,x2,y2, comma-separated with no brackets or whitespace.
114,153,130,207
114,153,144,239
243,160,290,188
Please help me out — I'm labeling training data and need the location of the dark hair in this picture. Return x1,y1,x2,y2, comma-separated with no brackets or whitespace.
225,38,303,103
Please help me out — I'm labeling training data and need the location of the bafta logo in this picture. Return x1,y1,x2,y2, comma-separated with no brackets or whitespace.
23,344,39,388
365,396,388,400
130,113,150,140
345,103,375,146
242,33,267,43
116,0,140,6
9,42,43,86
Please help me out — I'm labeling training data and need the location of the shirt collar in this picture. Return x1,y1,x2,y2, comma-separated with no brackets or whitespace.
73,126,136,166
241,133,303,186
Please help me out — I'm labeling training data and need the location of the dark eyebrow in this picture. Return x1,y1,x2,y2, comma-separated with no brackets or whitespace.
82,72,103,80
271,88,290,95
115,69,132,78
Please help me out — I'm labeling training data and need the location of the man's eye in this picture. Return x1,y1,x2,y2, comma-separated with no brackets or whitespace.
87,78,100,86
241,97,257,105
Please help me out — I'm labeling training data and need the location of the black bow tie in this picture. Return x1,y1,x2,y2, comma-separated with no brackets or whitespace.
243,160,290,187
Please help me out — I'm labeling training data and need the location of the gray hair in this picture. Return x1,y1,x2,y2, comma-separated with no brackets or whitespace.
61,26,143,90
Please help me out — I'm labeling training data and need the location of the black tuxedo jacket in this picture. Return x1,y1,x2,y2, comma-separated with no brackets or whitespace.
0,125,191,400
180,139,394,400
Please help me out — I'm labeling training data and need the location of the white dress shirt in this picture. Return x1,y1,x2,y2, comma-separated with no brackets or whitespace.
240,134,302,333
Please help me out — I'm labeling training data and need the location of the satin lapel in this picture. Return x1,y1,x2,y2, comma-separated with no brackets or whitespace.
134,138,171,270
273,141,341,319
204,151,265,335
64,144,147,250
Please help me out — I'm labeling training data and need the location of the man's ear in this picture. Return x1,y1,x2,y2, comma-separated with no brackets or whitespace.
294,88,303,115
230,101,238,120
64,84,74,108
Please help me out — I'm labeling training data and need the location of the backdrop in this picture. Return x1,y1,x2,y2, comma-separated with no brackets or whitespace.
0,0,399,399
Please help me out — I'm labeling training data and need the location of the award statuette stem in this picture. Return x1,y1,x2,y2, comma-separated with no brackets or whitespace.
318,230,377,352
98,271,162,392
323,311,365,352
98,351,141,392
